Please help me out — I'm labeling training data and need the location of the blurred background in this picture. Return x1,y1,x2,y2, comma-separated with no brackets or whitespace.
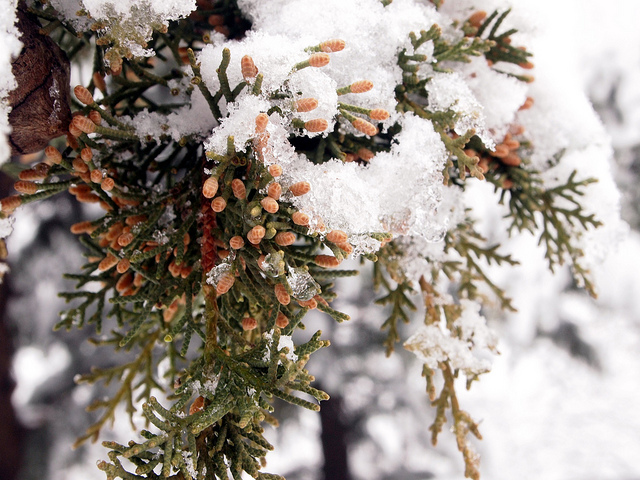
2,1,640,479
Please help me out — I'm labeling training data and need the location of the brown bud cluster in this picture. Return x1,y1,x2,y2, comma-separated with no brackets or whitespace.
289,181,311,196
326,230,346,243
309,53,330,68
319,39,345,53
74,85,94,105
216,271,236,295
73,115,96,134
202,177,219,198
0,196,22,213
13,181,38,195
468,11,487,28
489,132,522,167
469,127,527,190
267,182,282,200
294,98,318,112
261,196,279,213
352,118,378,136
19,162,50,180
229,236,245,250
241,55,259,80
315,254,341,268
231,179,246,199
211,197,227,212
276,312,289,328
349,80,373,94
247,225,266,245
255,113,269,134
275,283,290,305
268,164,283,177
298,298,318,309
242,317,258,331
275,232,296,246
291,212,310,226
304,119,328,133
369,109,389,121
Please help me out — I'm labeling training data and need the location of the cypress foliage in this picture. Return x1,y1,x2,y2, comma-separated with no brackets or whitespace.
0,1,606,478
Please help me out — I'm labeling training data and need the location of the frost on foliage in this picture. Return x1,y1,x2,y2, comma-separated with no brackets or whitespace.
260,251,286,278
517,73,610,173
286,267,321,301
237,0,440,116
244,113,448,244
53,0,196,59
289,114,448,241
264,332,298,363
458,57,529,143
204,99,450,246
348,234,383,257
404,300,498,376
205,253,234,287
391,236,448,287
374,186,465,285
133,88,216,142
200,0,521,251
198,0,443,139
0,0,22,165
190,374,220,397
199,0,540,251
182,451,196,480
205,94,271,154
426,72,495,149
277,335,297,362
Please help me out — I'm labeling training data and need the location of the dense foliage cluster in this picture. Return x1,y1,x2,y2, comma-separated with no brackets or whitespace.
0,1,609,479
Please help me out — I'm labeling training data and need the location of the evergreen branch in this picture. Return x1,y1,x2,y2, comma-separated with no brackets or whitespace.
187,48,222,120
217,48,233,102
73,329,160,448
316,302,351,323
376,280,416,356
444,220,518,311
433,35,494,66
494,167,601,295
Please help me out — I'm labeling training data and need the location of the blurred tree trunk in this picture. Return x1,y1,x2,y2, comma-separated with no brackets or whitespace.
0,172,23,480
319,390,352,480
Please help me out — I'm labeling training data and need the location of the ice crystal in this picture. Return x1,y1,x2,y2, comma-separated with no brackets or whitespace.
205,261,232,287
152,230,169,246
261,251,286,278
263,332,298,363
286,267,321,301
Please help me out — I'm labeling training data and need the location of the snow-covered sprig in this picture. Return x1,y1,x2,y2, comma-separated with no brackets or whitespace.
0,0,617,479
404,285,498,480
